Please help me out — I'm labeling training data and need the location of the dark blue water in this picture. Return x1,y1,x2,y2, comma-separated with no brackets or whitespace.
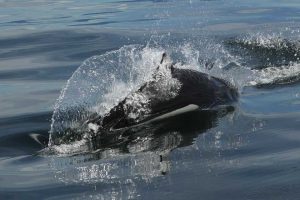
1,0,300,199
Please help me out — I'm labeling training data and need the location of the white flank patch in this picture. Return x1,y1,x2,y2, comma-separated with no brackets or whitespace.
147,104,200,123
88,123,100,133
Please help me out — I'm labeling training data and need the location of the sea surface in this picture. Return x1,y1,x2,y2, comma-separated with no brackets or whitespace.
1,0,300,199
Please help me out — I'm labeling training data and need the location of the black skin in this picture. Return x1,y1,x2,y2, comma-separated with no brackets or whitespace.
88,53,238,130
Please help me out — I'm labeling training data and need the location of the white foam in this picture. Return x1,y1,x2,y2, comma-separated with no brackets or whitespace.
48,139,90,156
239,33,290,49
251,63,300,86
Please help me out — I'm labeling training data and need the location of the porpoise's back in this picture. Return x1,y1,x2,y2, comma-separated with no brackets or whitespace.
149,67,238,114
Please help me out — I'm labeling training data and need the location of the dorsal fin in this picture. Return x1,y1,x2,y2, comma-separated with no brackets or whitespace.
152,52,175,79
160,52,167,64
157,52,174,71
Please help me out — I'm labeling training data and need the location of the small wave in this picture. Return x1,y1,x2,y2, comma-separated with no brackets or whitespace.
239,33,299,49
226,33,300,69
224,33,300,87
251,62,300,87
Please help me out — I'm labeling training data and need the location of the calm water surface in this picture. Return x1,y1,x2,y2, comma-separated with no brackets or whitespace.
1,0,300,199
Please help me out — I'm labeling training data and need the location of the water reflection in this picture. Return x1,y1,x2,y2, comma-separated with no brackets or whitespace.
88,109,228,154
50,108,234,186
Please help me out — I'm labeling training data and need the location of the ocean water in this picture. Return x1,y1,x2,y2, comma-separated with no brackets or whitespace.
1,0,300,199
